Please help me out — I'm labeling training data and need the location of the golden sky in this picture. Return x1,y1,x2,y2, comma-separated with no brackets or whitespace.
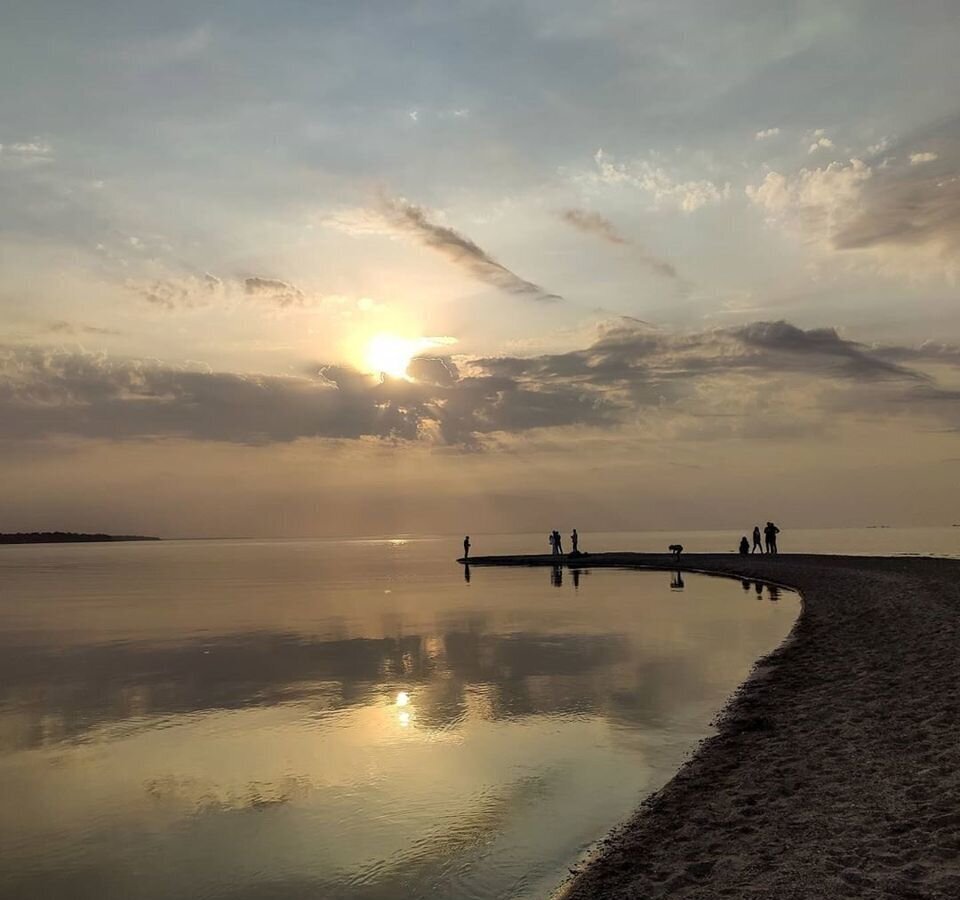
3,1,960,536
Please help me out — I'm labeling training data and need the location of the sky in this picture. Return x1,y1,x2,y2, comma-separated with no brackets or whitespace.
3,0,960,537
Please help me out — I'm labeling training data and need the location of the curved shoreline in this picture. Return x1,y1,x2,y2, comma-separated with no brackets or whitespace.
463,553,960,899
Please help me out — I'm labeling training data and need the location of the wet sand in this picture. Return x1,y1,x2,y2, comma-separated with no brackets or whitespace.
463,553,960,899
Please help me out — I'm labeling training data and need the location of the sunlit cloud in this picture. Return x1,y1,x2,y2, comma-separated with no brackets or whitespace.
589,149,731,212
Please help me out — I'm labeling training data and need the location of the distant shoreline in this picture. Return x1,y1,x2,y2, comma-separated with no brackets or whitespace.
464,552,960,899
0,532,160,544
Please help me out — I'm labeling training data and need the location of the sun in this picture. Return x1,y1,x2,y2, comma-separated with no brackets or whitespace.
364,333,420,379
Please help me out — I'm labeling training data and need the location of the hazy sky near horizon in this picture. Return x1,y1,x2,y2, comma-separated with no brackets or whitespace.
3,0,960,536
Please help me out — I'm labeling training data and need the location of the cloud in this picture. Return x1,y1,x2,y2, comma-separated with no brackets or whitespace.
755,128,781,140
558,208,680,281
559,209,628,245
243,276,305,307
808,131,835,153
380,196,560,301
747,118,960,275
47,321,123,337
129,273,308,310
2,321,955,450
0,140,54,165
591,149,731,212
746,158,872,245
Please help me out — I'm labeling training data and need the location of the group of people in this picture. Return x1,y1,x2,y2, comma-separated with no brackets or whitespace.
462,530,582,561
739,522,780,556
549,528,579,556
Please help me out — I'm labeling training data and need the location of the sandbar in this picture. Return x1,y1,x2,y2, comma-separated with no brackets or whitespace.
462,553,960,899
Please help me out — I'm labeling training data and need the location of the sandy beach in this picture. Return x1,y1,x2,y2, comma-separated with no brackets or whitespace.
463,553,960,899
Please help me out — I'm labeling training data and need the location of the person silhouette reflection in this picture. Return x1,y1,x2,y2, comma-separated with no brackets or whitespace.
572,568,581,589
671,571,685,590
768,585,781,602
741,579,751,591
755,581,763,596
551,566,563,587
463,564,471,584
752,526,763,554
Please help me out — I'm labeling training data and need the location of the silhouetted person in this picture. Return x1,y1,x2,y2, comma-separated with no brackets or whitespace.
463,535,471,559
764,521,780,555
752,526,763,554
571,529,579,553
463,564,471,584
551,565,563,588
669,543,683,559
554,530,564,555
549,532,558,556
739,536,750,555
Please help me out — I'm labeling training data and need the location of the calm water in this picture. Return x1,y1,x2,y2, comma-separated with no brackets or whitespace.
1,535,802,900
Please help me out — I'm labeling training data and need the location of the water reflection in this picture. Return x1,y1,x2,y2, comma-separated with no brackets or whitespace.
737,579,781,602
0,542,797,900
670,571,685,591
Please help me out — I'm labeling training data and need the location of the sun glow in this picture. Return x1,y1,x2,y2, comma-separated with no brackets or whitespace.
362,333,456,380
364,334,421,379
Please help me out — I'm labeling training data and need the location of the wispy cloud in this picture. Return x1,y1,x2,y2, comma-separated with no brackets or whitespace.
381,196,560,301
559,208,628,245
755,128,781,140
47,321,123,337
558,208,680,281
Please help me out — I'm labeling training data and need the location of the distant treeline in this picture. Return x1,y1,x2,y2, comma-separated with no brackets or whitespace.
0,532,160,544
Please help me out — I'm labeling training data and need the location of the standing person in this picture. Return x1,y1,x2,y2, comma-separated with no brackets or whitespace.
554,530,564,555
571,529,579,553
549,532,558,556
463,535,471,559
752,525,764,554
764,521,780,555
739,536,750,556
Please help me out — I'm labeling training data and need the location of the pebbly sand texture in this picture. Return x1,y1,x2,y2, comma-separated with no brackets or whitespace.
463,553,960,899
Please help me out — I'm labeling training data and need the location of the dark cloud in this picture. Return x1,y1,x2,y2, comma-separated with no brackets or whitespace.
382,196,561,301
559,208,680,281
243,276,305,307
729,321,924,381
833,117,960,257
0,321,954,448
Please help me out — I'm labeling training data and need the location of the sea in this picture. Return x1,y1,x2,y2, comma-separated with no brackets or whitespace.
0,526,955,900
